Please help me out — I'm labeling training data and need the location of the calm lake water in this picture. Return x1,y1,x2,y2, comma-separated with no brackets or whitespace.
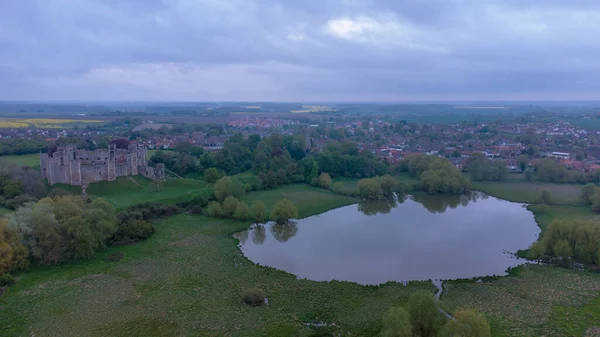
235,193,540,285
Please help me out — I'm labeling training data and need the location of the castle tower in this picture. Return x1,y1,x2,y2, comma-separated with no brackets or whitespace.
107,143,116,181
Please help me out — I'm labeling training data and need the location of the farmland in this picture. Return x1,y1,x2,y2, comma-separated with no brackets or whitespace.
0,118,104,129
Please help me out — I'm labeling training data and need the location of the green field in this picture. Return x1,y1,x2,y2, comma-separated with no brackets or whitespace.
0,153,40,169
2,185,599,336
56,176,208,210
244,184,356,218
472,179,585,206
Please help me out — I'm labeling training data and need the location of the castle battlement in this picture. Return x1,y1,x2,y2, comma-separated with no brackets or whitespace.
40,141,165,186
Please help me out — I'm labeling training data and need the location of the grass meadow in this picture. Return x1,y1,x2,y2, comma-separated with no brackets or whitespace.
0,153,41,169
55,176,208,210
1,185,599,336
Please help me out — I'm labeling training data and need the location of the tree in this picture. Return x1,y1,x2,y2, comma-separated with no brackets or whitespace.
251,201,266,223
581,183,597,205
524,167,533,181
408,291,446,337
204,168,221,184
517,155,529,172
319,172,332,189
440,308,490,337
207,201,223,217
8,196,119,266
332,182,351,196
358,178,383,200
592,190,600,213
233,201,250,220
379,174,403,197
270,199,298,224
214,176,245,202
0,218,28,273
539,190,552,204
380,307,412,337
61,216,95,262
222,196,240,217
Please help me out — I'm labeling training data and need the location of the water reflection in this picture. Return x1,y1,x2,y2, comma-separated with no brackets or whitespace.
357,194,407,216
236,193,540,284
251,225,267,245
410,191,488,214
270,221,298,242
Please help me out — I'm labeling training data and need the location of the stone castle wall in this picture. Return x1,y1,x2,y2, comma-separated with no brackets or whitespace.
40,143,165,186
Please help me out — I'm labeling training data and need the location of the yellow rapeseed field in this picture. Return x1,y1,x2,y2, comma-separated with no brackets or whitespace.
0,118,103,128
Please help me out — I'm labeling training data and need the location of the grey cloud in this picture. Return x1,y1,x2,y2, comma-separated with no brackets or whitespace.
0,0,599,101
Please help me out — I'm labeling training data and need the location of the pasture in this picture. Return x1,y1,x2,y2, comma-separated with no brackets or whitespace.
55,176,208,210
471,180,585,206
0,153,40,168
243,184,356,218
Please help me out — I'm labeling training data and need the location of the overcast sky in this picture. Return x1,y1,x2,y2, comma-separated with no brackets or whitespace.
1,0,600,102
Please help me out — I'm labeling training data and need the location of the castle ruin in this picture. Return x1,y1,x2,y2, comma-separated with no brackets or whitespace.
40,140,165,186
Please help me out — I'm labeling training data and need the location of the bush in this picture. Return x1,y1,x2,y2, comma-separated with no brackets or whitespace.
319,173,332,189
408,291,446,337
111,219,154,244
48,187,72,198
242,287,266,306
234,201,250,220
207,201,223,217
539,190,552,204
222,196,240,217
204,167,221,184
251,201,266,223
381,307,412,337
0,273,15,287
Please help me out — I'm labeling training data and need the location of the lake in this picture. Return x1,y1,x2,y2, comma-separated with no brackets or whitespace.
234,192,540,285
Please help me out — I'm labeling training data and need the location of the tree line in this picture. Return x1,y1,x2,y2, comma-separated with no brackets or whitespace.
529,219,600,267
398,155,471,195
0,161,47,210
0,196,174,284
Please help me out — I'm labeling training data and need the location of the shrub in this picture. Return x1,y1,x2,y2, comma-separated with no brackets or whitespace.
539,190,552,204
222,196,240,217
242,287,266,306
112,219,154,244
234,201,250,220
440,308,490,337
408,291,446,337
203,167,221,184
0,273,15,287
251,201,266,223
48,187,71,198
207,201,223,217
381,307,412,337
319,173,332,189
